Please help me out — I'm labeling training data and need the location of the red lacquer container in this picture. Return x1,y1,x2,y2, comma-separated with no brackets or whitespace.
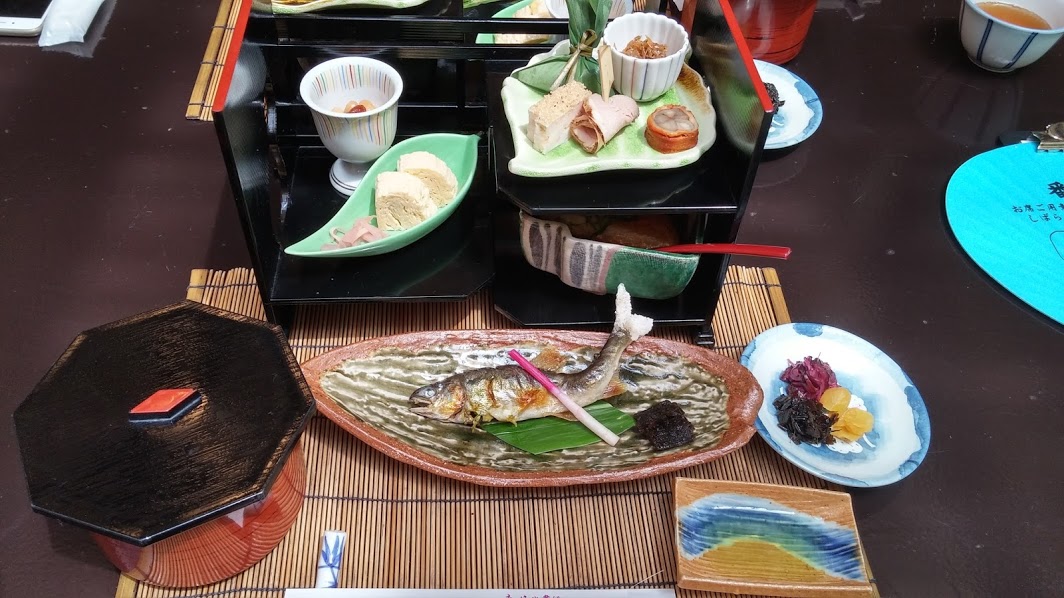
732,0,818,64
14,302,315,588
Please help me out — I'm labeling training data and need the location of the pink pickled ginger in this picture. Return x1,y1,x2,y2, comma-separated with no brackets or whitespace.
320,217,387,250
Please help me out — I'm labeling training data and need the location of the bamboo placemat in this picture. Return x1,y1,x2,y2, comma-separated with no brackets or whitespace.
187,0,244,121
115,266,878,598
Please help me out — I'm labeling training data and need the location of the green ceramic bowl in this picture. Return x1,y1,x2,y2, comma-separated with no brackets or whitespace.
520,212,700,300
284,133,479,258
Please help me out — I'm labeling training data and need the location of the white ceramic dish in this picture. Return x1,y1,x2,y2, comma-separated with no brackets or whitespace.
754,59,822,150
740,323,931,488
602,12,690,102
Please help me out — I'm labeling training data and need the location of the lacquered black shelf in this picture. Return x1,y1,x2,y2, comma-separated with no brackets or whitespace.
245,0,569,45
263,143,494,306
217,0,771,341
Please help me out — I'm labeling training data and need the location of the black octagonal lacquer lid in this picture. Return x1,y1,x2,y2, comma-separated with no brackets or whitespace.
13,301,315,547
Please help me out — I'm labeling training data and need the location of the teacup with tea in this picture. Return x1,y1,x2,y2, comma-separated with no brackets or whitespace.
959,0,1064,72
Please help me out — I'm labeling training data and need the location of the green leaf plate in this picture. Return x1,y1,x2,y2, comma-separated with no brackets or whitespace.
501,41,717,178
284,133,479,258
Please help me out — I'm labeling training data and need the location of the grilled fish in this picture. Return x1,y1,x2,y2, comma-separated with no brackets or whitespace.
409,284,654,425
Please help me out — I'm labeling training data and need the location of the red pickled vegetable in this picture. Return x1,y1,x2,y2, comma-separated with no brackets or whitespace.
779,356,838,402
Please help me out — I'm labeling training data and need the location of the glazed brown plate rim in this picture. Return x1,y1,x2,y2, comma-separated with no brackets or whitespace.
302,329,764,487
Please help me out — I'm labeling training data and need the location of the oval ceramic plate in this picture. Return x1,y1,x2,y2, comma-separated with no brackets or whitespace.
740,323,930,487
284,133,479,258
303,329,763,487
501,41,717,178
754,60,822,150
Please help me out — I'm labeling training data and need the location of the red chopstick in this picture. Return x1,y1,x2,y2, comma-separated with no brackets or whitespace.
655,243,792,259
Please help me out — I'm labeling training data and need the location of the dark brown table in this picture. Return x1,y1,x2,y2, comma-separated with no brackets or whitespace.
1,1,1061,596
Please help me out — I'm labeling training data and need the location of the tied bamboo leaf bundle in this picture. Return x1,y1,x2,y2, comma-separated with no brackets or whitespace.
512,0,613,93
481,401,636,454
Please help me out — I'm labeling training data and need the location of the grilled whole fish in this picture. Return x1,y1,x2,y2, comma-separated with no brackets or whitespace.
409,284,654,425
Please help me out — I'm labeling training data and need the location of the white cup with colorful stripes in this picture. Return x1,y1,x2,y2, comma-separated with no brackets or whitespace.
300,57,404,195
959,0,1064,72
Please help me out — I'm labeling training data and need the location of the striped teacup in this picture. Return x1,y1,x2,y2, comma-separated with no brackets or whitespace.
300,57,404,164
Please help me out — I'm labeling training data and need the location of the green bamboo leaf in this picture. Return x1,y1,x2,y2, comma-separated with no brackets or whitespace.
511,0,612,93
481,401,635,454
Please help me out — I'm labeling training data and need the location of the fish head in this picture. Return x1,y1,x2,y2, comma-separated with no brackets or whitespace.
409,379,468,422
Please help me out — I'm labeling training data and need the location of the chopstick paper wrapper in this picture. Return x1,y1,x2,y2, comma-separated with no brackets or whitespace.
508,349,620,446
316,531,347,588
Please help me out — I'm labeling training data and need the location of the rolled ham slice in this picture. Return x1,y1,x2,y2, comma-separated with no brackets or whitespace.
569,94,639,154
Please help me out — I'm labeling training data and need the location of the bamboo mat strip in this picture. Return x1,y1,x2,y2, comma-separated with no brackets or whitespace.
187,0,242,121
115,266,878,598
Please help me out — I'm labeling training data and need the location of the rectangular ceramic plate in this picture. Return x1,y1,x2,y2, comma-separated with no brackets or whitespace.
500,42,717,178
674,479,874,598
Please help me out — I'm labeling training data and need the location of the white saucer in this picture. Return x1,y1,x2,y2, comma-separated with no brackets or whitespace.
754,60,823,150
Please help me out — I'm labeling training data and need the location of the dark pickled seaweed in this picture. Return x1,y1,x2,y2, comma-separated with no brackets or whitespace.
773,393,837,445
634,400,696,451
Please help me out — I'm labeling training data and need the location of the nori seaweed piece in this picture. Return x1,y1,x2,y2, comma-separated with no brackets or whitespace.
765,82,785,112
633,400,696,451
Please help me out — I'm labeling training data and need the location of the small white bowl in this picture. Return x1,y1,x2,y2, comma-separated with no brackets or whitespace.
602,12,690,102
546,0,633,20
959,0,1064,72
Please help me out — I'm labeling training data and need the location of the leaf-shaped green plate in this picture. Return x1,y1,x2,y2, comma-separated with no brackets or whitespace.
482,401,636,454
501,42,717,178
284,133,479,258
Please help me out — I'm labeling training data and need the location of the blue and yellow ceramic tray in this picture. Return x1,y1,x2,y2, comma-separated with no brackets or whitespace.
741,323,931,488
675,478,874,597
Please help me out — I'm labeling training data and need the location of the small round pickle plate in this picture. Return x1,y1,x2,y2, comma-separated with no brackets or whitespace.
754,60,822,150
303,329,763,487
741,323,931,487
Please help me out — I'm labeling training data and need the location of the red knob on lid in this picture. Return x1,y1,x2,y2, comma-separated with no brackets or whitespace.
129,389,201,423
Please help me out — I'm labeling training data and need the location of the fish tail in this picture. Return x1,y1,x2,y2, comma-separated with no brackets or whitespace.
613,284,654,341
